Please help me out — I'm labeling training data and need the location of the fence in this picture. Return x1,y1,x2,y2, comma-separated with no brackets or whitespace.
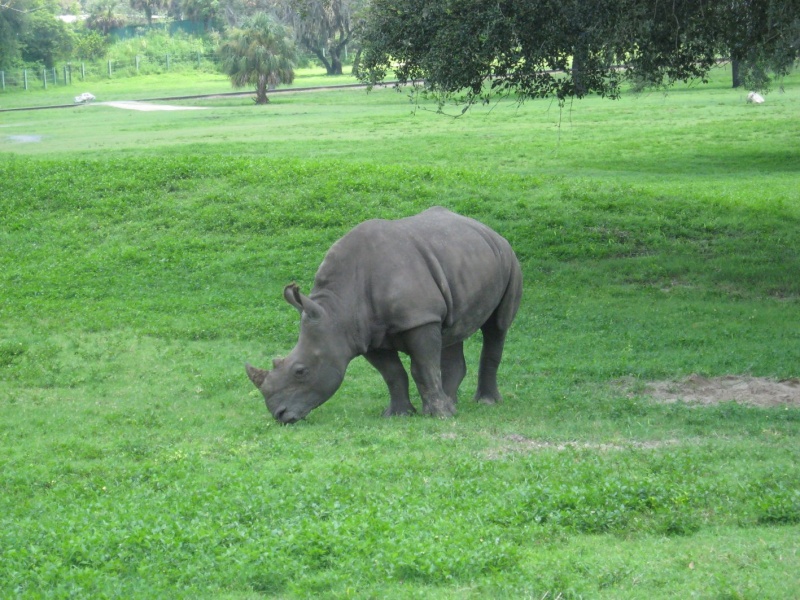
0,52,219,92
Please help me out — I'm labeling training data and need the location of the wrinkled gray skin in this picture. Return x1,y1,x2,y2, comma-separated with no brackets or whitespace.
246,207,523,424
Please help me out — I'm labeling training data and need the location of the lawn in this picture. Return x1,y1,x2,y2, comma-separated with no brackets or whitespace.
1,65,799,598
0,66,361,110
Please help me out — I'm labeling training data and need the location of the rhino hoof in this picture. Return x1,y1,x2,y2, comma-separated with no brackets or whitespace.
474,391,502,405
422,399,457,418
382,405,417,417
475,396,500,405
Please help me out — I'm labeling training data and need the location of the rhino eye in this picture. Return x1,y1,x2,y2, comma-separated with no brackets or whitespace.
293,365,309,380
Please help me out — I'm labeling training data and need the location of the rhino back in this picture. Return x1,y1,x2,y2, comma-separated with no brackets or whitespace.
312,208,520,351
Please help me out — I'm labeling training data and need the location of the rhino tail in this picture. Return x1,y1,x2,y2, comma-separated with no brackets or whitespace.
495,256,523,332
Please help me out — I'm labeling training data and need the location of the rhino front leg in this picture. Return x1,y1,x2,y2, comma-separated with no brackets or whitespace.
402,324,457,418
364,349,416,417
474,320,507,404
441,341,466,404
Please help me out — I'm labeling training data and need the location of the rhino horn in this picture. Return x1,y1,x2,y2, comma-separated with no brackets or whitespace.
245,363,269,388
283,283,323,321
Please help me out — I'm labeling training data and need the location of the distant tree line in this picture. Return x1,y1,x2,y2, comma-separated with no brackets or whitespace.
2,0,797,99
0,0,364,75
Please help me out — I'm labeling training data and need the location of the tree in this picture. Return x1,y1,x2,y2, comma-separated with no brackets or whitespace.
86,0,125,34
181,0,223,30
723,0,800,90
218,12,297,104
1,0,32,69
129,0,166,24
273,0,365,75
74,28,109,59
20,10,74,68
359,0,800,104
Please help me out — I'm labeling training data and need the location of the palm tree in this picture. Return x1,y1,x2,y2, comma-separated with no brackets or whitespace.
87,0,125,35
218,13,297,105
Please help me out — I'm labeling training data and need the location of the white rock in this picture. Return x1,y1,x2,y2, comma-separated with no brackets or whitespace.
746,91,765,104
74,92,96,104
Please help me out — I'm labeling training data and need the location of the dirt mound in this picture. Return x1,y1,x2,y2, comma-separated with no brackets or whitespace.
644,375,800,407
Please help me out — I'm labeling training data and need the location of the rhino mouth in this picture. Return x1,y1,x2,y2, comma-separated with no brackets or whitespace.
271,403,312,425
274,409,301,425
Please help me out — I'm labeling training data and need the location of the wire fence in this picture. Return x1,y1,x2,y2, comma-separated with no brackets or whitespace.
0,52,221,93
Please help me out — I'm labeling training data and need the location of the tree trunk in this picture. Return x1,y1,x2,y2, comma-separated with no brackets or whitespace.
731,60,743,88
255,74,270,104
329,53,343,75
351,48,362,77
572,45,588,97
328,39,349,75
311,48,335,75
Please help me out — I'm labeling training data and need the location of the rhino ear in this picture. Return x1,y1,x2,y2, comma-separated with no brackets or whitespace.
283,283,304,313
283,283,323,322
245,363,269,388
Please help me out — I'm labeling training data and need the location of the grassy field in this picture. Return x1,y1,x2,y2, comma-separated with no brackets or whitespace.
0,67,361,110
1,65,799,598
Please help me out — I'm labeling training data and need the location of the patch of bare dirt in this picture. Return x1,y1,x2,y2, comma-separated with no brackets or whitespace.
644,374,800,407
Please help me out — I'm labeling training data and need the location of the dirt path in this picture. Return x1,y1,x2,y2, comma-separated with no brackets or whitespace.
97,101,209,111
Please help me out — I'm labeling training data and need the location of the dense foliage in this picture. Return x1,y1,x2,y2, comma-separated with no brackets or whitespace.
0,0,356,76
19,9,74,67
359,0,800,102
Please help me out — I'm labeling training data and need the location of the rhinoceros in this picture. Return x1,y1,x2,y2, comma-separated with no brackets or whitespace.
246,207,522,424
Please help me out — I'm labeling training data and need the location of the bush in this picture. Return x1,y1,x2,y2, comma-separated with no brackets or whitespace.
105,29,218,75
73,30,109,61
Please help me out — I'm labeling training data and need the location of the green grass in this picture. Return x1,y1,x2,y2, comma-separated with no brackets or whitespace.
1,65,799,598
0,66,361,110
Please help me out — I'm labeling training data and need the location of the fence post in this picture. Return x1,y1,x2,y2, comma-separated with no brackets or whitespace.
24,69,28,90
166,54,170,70
197,51,201,68
63,65,67,85
43,68,47,89
136,55,140,72
108,60,112,78
52,67,57,85
81,62,85,81
1,71,4,91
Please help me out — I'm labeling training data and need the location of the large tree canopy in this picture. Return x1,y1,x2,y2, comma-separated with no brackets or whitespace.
272,0,366,75
359,0,800,102
20,9,74,68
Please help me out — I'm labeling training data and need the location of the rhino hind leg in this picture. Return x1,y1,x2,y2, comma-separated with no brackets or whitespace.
402,323,457,418
364,349,416,417
474,319,508,405
441,341,467,404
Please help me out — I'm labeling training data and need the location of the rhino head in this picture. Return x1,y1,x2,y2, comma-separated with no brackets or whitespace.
246,284,346,424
